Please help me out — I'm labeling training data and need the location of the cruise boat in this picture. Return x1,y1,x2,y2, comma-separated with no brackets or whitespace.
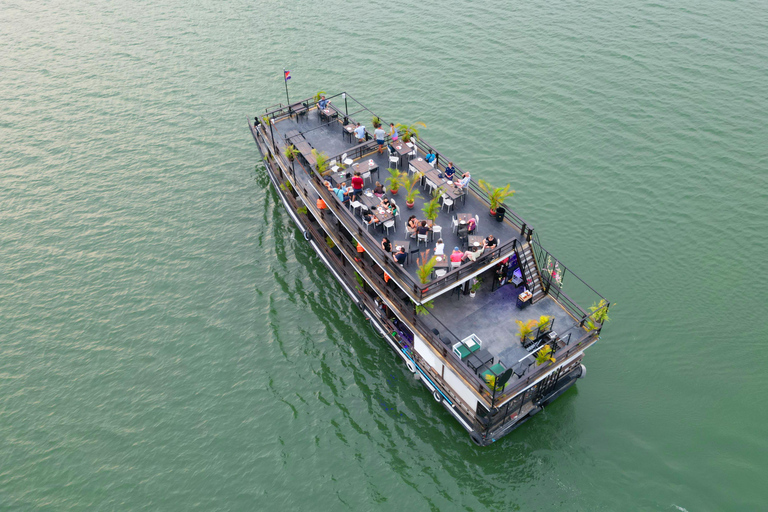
248,92,611,446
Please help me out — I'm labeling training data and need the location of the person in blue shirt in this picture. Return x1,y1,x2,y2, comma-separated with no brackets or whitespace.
354,123,366,143
318,95,329,110
332,183,349,203
425,152,436,164
444,161,456,180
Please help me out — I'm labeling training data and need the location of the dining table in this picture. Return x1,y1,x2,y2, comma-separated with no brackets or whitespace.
343,122,356,142
359,192,393,224
432,253,449,271
409,157,432,175
391,141,413,167
423,168,464,201
392,240,411,264
351,159,379,178
467,235,484,249
466,348,494,373
319,107,338,122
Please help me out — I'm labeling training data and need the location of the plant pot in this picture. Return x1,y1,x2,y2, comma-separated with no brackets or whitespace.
469,291,476,298
406,200,415,209
489,208,497,217
390,188,399,195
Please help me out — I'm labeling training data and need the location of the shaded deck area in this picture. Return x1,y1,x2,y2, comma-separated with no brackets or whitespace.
271,107,525,284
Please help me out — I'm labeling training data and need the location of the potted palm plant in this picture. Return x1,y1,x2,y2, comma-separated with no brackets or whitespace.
371,115,381,128
313,90,326,103
585,299,612,330
395,122,426,143
284,145,299,161
311,149,330,175
534,345,556,366
421,188,442,223
478,180,515,216
469,277,483,298
536,315,551,334
385,167,404,195
416,250,437,284
403,173,423,209
515,319,536,344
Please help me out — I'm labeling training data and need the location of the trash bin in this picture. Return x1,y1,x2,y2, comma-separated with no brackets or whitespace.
495,207,506,222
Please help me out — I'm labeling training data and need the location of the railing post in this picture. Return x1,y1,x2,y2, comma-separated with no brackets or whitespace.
520,222,527,236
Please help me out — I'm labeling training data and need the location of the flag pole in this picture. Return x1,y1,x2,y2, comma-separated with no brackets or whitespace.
283,69,291,106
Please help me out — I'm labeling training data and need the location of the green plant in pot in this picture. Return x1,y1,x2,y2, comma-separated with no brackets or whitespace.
536,315,551,333
413,300,434,316
421,188,442,223
284,145,300,161
385,167,404,195
469,277,483,297
395,122,426,143
416,249,437,284
371,115,381,128
312,149,330,175
313,90,327,103
515,319,536,343
535,345,556,366
403,172,423,208
585,299,612,330
478,179,515,216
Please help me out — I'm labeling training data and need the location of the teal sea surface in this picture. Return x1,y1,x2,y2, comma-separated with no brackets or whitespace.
2,0,767,509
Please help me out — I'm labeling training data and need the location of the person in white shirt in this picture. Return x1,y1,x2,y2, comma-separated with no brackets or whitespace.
434,239,445,255
354,123,366,143
374,126,386,153
457,172,471,188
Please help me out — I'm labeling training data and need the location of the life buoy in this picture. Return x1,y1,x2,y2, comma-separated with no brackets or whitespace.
433,390,442,403
303,230,311,241
405,359,417,374
578,364,586,379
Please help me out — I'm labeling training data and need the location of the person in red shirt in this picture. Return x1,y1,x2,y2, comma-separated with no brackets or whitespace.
350,172,364,200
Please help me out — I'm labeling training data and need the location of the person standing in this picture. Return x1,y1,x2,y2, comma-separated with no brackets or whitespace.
351,172,364,200
374,124,386,153
389,123,399,141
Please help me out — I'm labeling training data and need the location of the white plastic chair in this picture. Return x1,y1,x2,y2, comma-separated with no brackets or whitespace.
342,153,353,166
350,200,364,215
387,147,399,169
417,233,428,247
434,269,447,278
451,215,459,233
441,194,454,213
362,170,371,184
430,224,442,241
383,219,396,235
363,217,375,232
473,214,479,232
329,159,338,173
425,179,437,195
450,260,461,270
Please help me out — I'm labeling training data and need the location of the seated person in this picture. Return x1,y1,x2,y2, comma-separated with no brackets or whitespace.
318,95,329,110
332,183,349,203
424,152,436,164
450,247,463,263
373,181,385,197
388,200,398,216
416,220,430,237
354,123,366,143
484,234,497,249
462,246,485,262
381,237,392,253
393,246,407,265
316,197,327,210
466,217,477,233
380,197,391,210
434,238,445,255
363,210,380,225
443,161,456,180
456,172,471,188
406,215,418,237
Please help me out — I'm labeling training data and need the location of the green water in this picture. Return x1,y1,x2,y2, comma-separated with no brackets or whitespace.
2,0,767,509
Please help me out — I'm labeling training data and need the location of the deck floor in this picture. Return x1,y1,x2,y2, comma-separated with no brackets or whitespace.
271,108,581,383
272,109,525,281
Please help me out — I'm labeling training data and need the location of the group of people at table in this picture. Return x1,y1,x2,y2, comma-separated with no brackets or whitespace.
381,227,498,267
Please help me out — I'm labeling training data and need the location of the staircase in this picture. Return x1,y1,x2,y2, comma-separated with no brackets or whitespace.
516,242,546,304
